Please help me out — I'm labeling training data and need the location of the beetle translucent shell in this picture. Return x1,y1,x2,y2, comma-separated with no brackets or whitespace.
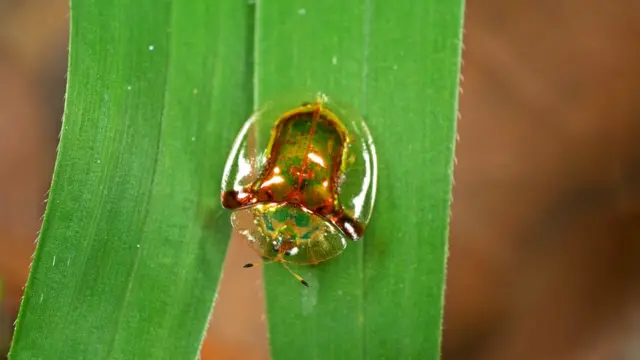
221,92,377,286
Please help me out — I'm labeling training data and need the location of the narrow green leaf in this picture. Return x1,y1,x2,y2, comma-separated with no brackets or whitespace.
9,0,252,359
362,2,464,357
256,1,464,359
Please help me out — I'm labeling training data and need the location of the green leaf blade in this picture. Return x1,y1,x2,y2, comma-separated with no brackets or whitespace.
256,1,367,360
257,1,464,360
362,2,464,358
10,0,252,359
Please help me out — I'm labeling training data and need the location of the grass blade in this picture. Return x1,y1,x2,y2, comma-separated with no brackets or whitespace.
256,2,367,359
256,1,464,359
9,0,251,358
362,2,464,358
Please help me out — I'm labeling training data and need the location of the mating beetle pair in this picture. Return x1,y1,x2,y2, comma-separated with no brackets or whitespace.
221,93,377,286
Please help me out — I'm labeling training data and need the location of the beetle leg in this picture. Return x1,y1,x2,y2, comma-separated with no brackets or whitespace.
221,188,256,209
330,210,364,240
281,263,309,287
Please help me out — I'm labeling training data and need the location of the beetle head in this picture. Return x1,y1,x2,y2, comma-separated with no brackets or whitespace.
272,228,300,258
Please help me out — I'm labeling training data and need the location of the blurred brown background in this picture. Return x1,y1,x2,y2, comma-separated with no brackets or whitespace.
1,0,638,359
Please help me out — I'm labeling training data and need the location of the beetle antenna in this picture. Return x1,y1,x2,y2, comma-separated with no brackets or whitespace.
243,260,274,268
282,263,309,287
